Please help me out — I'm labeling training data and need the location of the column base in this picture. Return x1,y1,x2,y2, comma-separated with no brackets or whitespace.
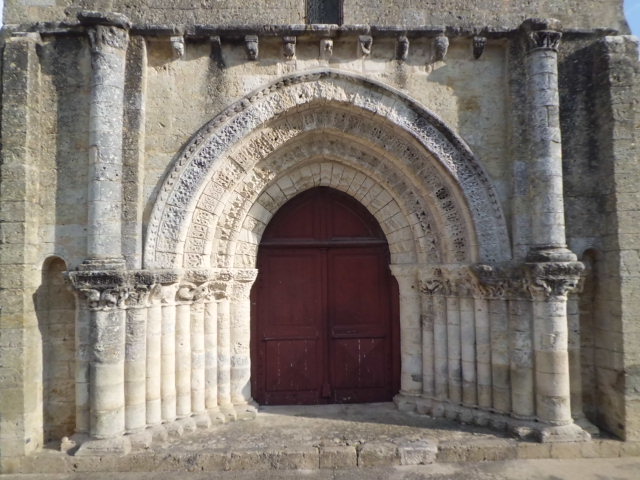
208,407,227,424
148,424,168,443
394,393,419,412
74,436,132,456
194,412,212,429
126,429,153,450
538,422,592,443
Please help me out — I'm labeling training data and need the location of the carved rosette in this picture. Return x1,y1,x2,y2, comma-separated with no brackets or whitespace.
523,262,584,299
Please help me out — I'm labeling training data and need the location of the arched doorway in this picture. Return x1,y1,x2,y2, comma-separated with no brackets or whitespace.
251,187,400,405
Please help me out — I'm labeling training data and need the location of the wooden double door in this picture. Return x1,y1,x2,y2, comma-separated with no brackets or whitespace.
251,187,400,405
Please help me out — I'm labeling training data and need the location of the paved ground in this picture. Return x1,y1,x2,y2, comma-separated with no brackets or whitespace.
7,403,640,477
3,458,640,479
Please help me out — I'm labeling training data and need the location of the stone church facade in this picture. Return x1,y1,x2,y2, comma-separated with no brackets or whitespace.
1,0,639,471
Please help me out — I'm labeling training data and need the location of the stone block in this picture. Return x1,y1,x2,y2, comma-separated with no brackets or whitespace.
357,441,399,467
397,440,438,465
319,445,357,469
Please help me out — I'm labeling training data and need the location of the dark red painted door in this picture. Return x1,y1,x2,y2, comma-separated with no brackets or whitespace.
251,187,399,405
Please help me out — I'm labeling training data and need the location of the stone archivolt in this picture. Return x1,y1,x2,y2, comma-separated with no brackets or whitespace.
144,69,510,271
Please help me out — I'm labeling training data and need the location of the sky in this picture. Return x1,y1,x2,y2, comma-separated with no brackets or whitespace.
0,2,638,33
627,0,640,34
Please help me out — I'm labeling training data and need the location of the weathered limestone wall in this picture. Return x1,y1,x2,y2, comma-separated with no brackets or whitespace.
0,33,45,470
142,36,510,235
4,0,629,32
591,36,640,441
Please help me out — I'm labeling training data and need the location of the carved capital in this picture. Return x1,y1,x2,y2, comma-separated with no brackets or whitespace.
524,262,584,299
176,282,209,303
470,264,511,300
231,269,259,300
125,284,152,308
160,283,179,305
283,36,296,59
79,286,129,310
88,24,129,52
521,18,562,52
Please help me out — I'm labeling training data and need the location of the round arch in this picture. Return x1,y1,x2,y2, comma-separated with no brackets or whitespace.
144,69,510,271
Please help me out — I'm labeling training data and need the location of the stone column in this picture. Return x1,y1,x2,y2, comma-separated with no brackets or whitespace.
190,284,210,428
521,18,574,264
230,269,259,419
458,278,477,410
79,12,130,268
526,262,589,442
124,285,149,434
390,265,422,411
509,298,535,419
214,272,236,420
146,285,163,428
160,284,178,424
175,284,193,423
67,272,131,455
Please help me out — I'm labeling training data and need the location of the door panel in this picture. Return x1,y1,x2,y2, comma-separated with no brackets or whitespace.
255,249,324,404
252,187,398,405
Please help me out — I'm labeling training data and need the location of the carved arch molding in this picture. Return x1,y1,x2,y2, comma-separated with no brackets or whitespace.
144,69,511,270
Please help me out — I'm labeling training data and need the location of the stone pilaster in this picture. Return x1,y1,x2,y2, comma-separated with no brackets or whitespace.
230,269,258,419
390,265,422,411
521,18,575,263
79,12,130,268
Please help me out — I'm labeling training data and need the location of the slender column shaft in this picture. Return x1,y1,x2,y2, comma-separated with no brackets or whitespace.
509,298,535,418
446,295,462,404
146,287,162,425
124,297,147,432
459,292,477,407
420,294,435,399
160,284,177,422
175,301,192,418
433,295,448,401
191,301,206,414
489,299,511,413
204,298,219,410
474,297,492,409
86,22,129,262
217,296,232,409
